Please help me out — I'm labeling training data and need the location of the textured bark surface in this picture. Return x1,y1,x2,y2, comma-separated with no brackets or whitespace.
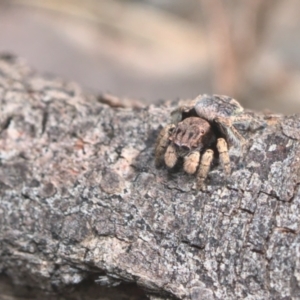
1,54,300,300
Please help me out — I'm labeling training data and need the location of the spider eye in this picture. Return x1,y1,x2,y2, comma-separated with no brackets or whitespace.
200,129,205,134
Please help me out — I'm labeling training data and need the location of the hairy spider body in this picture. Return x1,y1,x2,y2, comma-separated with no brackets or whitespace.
155,115,230,190
164,117,215,172
155,94,263,189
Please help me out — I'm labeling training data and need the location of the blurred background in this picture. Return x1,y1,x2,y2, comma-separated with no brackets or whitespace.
1,0,300,113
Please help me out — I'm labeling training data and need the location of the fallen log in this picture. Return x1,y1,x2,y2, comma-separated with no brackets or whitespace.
1,54,300,299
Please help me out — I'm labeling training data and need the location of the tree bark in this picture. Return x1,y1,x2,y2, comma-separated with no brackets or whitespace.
1,54,300,300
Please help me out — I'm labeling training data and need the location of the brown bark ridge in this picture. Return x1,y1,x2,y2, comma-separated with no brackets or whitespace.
1,54,300,300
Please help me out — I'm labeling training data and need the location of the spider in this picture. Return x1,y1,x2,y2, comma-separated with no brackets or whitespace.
155,94,264,189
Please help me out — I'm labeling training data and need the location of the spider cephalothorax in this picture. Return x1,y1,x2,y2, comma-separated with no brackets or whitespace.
155,94,263,189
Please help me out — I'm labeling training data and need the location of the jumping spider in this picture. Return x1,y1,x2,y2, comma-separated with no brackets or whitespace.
155,94,264,189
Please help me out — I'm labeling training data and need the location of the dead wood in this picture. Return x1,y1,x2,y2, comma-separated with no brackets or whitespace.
1,54,300,300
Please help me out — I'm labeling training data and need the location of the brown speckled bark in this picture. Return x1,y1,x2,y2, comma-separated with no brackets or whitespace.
1,54,300,300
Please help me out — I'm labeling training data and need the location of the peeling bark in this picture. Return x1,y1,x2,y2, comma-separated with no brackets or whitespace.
1,54,300,299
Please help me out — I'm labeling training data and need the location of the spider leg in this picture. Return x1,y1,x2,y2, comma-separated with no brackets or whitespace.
197,149,214,190
233,113,267,131
155,124,175,167
164,144,178,168
231,113,253,128
214,116,246,148
216,138,231,175
184,151,200,174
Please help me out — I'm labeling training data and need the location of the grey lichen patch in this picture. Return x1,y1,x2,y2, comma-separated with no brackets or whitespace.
189,285,214,300
111,146,140,182
94,218,115,237
265,144,300,201
60,214,90,243
0,181,10,196
240,191,257,213
0,162,29,187
57,265,87,286
247,193,277,253
82,236,132,270
266,230,296,298
238,249,269,298
134,172,156,197
39,182,57,199
290,235,300,299
276,186,300,231
100,168,126,194
281,115,300,140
